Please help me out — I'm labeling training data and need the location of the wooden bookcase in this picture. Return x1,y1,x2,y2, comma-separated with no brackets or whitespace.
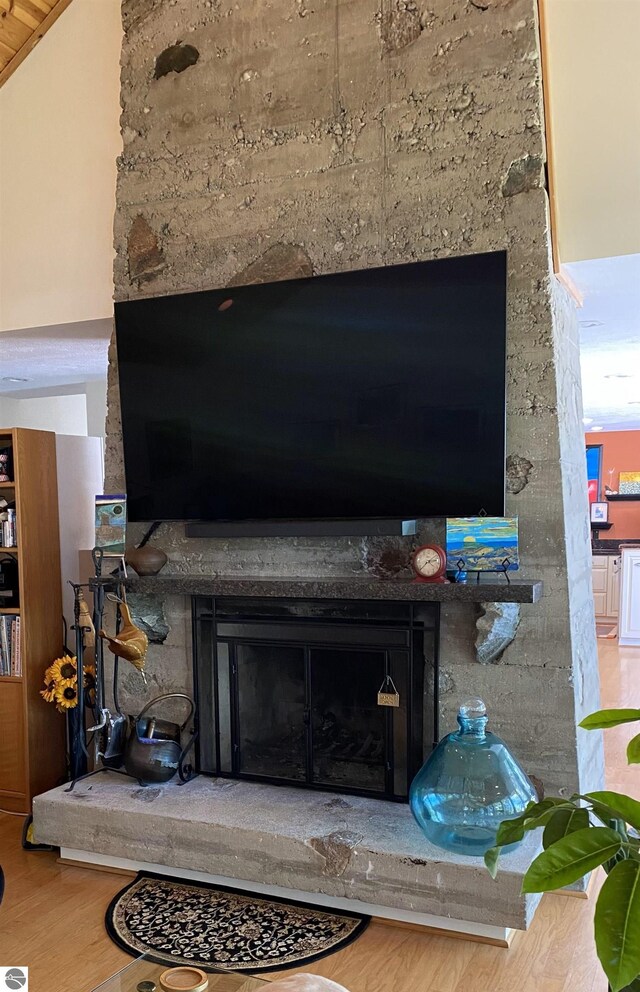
0,428,66,813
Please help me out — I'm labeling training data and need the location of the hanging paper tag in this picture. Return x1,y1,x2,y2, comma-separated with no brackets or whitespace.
377,676,400,708
378,691,400,707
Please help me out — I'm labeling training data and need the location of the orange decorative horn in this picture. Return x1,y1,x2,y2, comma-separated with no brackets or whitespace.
99,602,148,672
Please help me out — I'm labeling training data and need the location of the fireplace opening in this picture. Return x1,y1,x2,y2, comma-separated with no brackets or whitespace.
193,597,439,801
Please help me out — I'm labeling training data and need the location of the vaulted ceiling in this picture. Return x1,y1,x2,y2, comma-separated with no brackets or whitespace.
0,0,72,88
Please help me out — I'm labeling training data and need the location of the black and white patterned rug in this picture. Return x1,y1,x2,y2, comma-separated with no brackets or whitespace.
105,872,369,973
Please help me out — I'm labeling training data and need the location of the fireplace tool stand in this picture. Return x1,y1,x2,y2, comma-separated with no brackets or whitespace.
64,550,198,793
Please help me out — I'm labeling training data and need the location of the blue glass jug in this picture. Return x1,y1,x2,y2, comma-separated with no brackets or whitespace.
409,698,537,855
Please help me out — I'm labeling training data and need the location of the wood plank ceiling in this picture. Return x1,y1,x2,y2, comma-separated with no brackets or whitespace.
0,0,72,88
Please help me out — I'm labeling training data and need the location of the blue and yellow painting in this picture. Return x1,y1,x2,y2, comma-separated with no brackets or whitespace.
446,517,519,572
95,494,127,556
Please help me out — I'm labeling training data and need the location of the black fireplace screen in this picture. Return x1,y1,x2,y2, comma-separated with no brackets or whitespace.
193,597,439,801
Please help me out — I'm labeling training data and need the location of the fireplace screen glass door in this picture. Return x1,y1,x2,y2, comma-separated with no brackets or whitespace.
310,648,386,792
236,644,307,781
235,645,389,793
194,597,436,801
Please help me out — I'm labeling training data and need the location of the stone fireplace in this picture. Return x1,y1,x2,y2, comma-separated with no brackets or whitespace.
103,0,603,807
32,0,606,943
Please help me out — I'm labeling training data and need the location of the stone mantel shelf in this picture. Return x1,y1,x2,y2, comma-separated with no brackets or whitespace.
122,573,543,604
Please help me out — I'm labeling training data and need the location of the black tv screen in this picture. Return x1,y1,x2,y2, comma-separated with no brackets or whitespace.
115,251,507,523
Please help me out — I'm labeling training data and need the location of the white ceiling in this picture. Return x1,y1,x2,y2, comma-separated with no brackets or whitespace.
0,318,111,396
568,254,640,432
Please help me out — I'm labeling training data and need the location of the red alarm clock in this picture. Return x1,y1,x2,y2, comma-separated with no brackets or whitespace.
412,544,448,584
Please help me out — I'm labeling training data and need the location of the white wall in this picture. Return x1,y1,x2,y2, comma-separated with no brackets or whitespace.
0,375,109,438
0,0,122,332
56,434,104,630
0,397,20,426
85,378,108,438
544,0,640,263
1,393,88,435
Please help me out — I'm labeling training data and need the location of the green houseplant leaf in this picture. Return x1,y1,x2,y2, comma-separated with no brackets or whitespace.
489,706,640,991
484,846,501,879
494,800,569,845
594,858,640,992
494,817,526,848
522,827,622,893
580,709,640,730
627,734,640,765
586,791,640,832
486,801,578,877
619,977,640,992
542,806,590,849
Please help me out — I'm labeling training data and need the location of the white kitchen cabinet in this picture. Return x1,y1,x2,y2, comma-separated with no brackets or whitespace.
592,554,621,619
619,548,640,646
607,556,622,617
592,556,609,617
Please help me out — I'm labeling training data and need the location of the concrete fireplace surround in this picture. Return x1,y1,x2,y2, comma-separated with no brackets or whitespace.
101,0,602,802
34,0,604,944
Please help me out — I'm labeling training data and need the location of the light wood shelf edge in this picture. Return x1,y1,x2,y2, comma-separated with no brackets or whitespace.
537,0,560,275
537,1,584,309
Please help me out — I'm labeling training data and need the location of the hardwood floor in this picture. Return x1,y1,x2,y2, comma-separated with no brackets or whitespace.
0,640,635,992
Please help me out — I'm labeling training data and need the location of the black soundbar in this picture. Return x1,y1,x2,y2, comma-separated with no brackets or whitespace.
185,519,418,539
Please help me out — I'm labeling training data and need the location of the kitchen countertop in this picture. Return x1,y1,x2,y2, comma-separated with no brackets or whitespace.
592,540,640,556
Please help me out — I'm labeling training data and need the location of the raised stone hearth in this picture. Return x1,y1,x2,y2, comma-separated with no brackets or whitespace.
33,773,541,940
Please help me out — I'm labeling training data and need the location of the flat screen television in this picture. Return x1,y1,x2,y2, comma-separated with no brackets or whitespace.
115,251,507,525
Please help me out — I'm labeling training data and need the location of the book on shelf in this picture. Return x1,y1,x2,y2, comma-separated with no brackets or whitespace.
1,508,17,547
14,616,20,676
0,616,9,674
10,618,16,675
0,614,21,676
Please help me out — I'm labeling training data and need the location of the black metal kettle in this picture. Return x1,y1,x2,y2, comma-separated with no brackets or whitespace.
124,692,195,785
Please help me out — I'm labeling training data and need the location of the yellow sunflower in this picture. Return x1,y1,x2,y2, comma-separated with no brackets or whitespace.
83,662,96,703
54,678,79,712
42,656,96,709
47,656,78,683
40,677,58,703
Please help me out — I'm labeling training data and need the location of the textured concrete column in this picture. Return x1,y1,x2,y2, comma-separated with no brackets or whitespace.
106,0,603,798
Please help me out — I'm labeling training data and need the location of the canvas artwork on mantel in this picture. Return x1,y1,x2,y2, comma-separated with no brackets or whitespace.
446,517,519,572
95,494,127,557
